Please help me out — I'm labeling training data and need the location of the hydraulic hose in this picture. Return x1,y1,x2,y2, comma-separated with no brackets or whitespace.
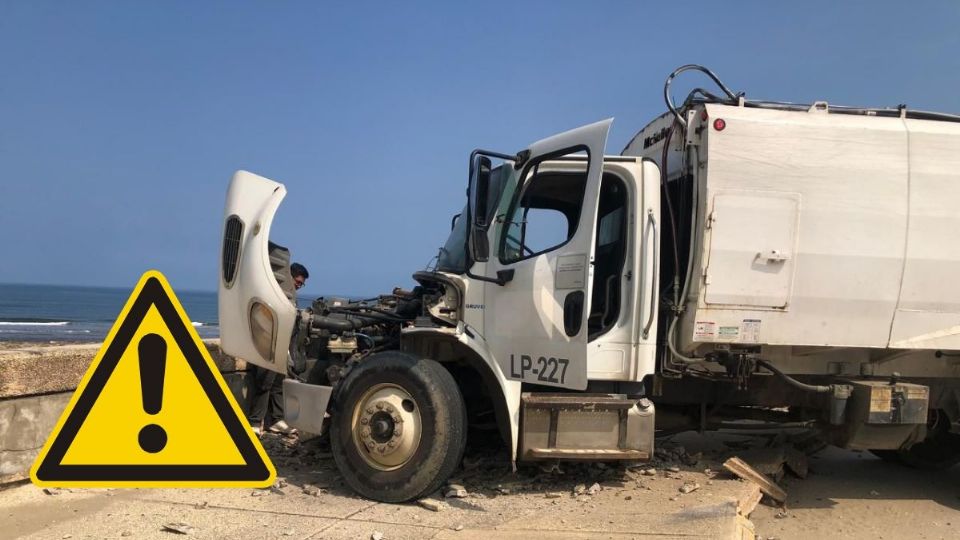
663,64,739,129
666,316,699,364
660,125,682,289
665,143,704,368
756,359,832,394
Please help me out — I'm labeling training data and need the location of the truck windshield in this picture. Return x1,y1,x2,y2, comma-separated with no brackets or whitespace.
437,163,517,273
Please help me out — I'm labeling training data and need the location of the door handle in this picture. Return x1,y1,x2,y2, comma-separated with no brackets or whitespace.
758,250,789,262
640,209,658,339
563,291,585,337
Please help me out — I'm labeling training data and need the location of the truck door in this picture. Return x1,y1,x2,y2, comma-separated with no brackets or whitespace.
483,120,611,390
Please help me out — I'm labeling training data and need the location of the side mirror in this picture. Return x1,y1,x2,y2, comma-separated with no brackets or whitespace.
471,156,492,228
468,155,492,262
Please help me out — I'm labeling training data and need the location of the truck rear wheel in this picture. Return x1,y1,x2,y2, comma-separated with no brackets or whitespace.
330,351,467,502
871,410,960,470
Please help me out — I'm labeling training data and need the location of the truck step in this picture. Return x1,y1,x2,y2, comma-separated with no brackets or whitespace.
528,448,651,460
520,393,654,461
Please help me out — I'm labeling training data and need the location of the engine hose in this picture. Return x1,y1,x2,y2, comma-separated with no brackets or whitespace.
756,359,832,394
332,305,412,319
328,309,405,324
309,314,378,332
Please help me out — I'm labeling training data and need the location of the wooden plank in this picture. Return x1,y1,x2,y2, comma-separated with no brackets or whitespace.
734,514,757,540
723,457,788,504
733,480,763,516
736,446,786,482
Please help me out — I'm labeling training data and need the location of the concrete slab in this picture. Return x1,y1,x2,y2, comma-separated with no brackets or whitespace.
0,340,245,399
0,341,251,484
0,393,72,483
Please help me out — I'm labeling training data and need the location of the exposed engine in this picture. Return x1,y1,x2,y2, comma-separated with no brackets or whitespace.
287,275,458,389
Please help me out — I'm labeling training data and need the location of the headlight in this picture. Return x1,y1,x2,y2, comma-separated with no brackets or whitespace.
249,301,276,361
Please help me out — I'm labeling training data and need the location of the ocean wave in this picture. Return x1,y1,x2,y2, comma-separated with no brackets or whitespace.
191,321,204,327
0,321,70,326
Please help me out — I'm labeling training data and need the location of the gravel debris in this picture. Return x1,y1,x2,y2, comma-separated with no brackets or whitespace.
161,522,195,535
445,483,468,498
418,498,443,512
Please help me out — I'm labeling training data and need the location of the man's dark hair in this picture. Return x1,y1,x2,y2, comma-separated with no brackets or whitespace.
291,263,309,279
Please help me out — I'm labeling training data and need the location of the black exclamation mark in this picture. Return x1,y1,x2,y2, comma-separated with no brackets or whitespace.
138,333,168,453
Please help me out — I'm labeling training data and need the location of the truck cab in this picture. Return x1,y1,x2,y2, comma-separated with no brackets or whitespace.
219,120,663,501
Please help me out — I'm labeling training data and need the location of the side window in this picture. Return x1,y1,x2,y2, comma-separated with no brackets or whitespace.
597,206,624,247
520,208,569,253
501,168,587,264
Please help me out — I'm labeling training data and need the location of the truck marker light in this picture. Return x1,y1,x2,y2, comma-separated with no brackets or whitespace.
713,118,726,131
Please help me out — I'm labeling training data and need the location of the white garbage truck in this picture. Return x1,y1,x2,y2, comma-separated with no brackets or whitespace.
219,65,960,502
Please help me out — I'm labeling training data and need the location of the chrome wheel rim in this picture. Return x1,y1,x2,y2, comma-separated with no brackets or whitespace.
351,383,422,471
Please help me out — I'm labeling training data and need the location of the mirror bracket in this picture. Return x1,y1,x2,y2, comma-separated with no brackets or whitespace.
513,149,531,170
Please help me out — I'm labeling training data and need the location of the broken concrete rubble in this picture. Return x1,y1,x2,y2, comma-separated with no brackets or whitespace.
679,481,701,494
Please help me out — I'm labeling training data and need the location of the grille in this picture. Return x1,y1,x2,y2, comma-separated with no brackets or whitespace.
222,216,243,286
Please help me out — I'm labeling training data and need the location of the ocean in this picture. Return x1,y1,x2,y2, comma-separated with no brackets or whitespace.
0,283,221,342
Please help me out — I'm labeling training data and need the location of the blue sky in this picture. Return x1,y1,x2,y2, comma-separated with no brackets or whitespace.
1,1,958,295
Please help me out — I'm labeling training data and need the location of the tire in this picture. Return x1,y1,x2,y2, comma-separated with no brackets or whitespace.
870,410,960,470
330,351,467,502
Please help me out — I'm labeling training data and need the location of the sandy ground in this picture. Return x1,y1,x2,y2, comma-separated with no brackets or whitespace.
1,430,755,540
2,340,958,538
1,428,958,540
0,341,90,351
750,446,960,539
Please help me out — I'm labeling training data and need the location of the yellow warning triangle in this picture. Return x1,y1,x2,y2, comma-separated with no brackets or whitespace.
30,270,276,488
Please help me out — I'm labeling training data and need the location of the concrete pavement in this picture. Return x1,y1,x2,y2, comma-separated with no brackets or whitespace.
2,432,758,540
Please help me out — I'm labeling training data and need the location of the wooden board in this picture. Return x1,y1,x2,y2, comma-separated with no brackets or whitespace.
723,457,787,504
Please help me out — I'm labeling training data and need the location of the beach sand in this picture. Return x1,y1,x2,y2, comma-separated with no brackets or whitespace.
0,340,90,351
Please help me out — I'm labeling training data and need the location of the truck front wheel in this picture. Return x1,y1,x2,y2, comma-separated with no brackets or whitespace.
330,352,467,502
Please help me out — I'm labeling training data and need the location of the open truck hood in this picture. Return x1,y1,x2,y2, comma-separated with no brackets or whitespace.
218,171,297,374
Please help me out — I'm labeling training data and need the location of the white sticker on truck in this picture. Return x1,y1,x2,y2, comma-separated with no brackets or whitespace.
718,326,740,340
694,321,716,340
555,254,587,290
741,319,762,343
